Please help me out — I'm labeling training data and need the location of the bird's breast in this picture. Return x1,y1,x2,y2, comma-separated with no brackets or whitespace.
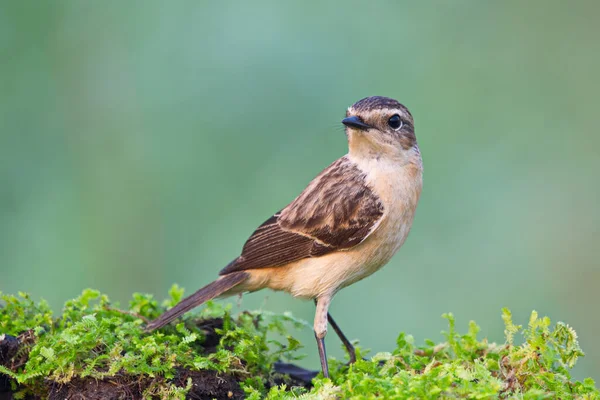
333,155,423,289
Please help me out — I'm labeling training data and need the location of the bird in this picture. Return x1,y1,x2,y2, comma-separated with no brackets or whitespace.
145,96,423,378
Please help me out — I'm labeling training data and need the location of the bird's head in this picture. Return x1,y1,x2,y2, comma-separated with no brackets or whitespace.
342,96,417,160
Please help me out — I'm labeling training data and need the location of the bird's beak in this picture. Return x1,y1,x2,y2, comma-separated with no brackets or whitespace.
341,116,371,131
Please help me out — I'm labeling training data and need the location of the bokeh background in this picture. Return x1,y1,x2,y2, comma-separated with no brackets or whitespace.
1,1,599,380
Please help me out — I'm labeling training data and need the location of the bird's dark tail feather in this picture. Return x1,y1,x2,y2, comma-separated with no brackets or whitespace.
145,271,249,332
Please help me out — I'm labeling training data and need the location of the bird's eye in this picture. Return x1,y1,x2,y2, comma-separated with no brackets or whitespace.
388,114,403,130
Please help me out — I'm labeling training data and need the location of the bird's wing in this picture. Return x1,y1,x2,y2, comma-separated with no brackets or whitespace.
219,156,384,275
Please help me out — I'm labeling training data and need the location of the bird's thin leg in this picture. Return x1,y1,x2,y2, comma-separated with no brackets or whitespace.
327,312,357,364
315,333,328,378
314,296,331,378
314,299,357,365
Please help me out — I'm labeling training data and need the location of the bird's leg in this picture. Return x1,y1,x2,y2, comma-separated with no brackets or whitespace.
314,299,357,365
327,312,357,364
314,296,331,378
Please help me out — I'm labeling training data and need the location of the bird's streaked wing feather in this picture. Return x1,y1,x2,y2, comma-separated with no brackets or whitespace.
219,156,384,275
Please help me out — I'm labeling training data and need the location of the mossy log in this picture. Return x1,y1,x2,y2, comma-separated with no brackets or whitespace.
1,289,598,399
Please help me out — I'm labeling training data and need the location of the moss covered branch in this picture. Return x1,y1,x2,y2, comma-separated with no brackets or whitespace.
0,288,598,399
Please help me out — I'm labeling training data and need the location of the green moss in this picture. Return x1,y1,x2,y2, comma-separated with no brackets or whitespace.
0,289,598,399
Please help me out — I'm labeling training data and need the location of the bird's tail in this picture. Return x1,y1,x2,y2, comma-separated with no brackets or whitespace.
145,271,249,332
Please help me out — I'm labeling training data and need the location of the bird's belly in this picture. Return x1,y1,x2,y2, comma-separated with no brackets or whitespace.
337,211,414,289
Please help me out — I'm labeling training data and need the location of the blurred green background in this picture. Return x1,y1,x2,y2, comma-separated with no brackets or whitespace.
1,1,599,380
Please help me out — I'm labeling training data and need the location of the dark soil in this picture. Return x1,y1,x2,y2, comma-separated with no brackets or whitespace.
47,369,244,400
0,334,20,400
0,335,19,394
172,369,244,400
0,319,316,400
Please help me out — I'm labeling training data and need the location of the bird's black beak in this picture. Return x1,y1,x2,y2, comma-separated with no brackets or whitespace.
342,116,371,131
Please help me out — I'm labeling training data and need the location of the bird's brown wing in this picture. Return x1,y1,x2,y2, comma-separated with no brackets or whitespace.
219,156,384,275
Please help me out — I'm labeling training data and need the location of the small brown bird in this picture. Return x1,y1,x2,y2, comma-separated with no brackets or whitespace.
146,96,423,378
